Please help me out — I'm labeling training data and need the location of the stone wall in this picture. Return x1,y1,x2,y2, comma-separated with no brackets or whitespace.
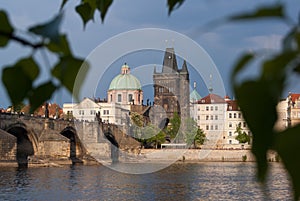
0,129,17,161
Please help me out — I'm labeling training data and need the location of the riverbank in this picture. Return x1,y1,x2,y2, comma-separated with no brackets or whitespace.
0,149,279,167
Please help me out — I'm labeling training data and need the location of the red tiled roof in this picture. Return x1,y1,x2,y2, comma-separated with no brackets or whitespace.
226,100,240,111
290,93,300,103
197,94,225,104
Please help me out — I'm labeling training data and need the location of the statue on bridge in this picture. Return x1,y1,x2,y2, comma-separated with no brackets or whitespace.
45,103,49,118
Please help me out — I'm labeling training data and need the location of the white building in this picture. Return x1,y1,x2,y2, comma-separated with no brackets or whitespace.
192,93,227,148
63,63,143,125
190,87,251,147
224,97,250,145
275,93,300,131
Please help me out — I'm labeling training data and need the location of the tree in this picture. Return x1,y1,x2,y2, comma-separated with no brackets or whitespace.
168,112,181,140
234,124,250,144
143,124,165,149
184,118,206,148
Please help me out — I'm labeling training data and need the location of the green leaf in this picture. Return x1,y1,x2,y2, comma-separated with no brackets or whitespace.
96,0,113,22
60,0,69,10
2,57,39,106
29,13,63,43
231,52,255,84
234,80,277,182
46,34,72,56
28,81,57,113
261,51,297,97
275,124,300,200
167,0,185,16
229,4,285,21
0,10,14,47
52,56,88,100
76,2,94,28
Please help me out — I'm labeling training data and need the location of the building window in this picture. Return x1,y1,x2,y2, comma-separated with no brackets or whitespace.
215,106,218,111
206,106,209,111
198,116,200,120
210,115,213,120
206,125,209,130
90,110,96,115
118,94,122,102
215,115,218,120
211,125,213,130
197,107,200,111
234,113,236,118
206,115,209,120
110,94,113,102
159,87,163,93
215,125,218,130
229,140,232,144
229,131,232,136
238,113,241,118
79,110,84,115
229,122,232,127
128,94,133,102
229,113,232,118
211,106,213,111
243,122,247,127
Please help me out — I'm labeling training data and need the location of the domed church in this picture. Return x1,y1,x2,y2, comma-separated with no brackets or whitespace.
107,63,143,105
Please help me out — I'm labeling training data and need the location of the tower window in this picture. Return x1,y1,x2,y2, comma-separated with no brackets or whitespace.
118,94,122,102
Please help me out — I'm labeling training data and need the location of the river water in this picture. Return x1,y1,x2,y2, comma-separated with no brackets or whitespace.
0,162,293,201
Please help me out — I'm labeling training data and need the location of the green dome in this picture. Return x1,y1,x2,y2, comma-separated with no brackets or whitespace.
109,64,141,90
190,89,201,102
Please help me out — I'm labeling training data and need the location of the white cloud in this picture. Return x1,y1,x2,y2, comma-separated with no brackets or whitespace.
246,34,283,51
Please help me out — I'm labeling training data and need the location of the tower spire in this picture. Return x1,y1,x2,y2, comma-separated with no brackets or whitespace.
162,47,178,73
208,74,213,93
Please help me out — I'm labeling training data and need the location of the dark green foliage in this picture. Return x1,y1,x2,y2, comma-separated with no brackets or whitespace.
29,13,63,43
1,11,88,112
229,4,285,21
2,57,39,107
185,118,206,148
0,11,14,47
168,112,181,139
167,0,185,15
242,155,247,162
235,124,250,144
230,4,300,200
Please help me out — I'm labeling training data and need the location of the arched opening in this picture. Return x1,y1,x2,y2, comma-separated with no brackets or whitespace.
104,128,119,163
7,126,34,168
60,128,77,159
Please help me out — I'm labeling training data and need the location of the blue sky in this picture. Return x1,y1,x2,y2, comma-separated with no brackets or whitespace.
1,0,299,108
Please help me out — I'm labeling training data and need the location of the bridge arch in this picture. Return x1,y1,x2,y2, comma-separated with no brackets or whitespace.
104,127,119,163
6,123,35,168
60,126,84,162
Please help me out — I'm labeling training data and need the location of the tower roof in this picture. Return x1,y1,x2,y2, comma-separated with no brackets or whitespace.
162,48,178,73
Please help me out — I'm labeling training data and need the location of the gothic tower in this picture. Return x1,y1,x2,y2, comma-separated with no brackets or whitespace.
153,48,190,123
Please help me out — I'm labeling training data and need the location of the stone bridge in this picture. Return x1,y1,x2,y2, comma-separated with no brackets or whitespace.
0,113,117,167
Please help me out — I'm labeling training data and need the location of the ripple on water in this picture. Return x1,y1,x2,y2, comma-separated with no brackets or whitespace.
0,162,293,201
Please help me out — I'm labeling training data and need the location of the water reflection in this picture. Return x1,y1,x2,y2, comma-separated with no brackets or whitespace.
0,162,293,200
